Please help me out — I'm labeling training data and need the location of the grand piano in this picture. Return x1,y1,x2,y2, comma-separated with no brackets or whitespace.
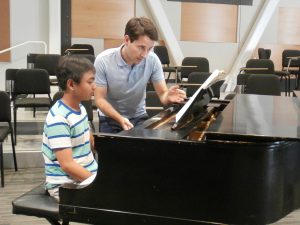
59,88,300,225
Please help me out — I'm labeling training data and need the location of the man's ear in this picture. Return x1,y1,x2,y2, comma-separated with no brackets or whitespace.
124,35,130,45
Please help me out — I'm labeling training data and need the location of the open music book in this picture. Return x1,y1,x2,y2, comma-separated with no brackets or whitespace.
175,69,226,124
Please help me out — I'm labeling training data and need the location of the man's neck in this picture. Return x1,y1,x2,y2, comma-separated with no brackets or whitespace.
121,45,134,66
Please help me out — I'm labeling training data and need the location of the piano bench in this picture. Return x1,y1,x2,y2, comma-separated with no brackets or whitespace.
12,183,69,225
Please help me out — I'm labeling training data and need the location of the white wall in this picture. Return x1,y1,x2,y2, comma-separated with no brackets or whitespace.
0,0,49,91
2,0,300,91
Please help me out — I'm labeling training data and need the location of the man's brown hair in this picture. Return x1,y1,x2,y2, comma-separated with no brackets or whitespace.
125,17,158,42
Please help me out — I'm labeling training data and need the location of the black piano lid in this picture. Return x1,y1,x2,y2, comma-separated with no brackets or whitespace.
206,94,300,141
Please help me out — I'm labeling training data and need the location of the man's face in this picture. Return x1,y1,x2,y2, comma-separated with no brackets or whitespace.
124,35,155,65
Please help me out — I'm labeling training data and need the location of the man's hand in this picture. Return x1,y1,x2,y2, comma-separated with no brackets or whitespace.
120,117,134,130
167,85,186,104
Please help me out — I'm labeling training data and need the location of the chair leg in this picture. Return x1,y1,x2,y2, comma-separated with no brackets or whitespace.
9,123,18,171
166,72,171,83
284,76,287,96
288,75,291,96
0,143,4,187
13,107,17,145
33,107,36,117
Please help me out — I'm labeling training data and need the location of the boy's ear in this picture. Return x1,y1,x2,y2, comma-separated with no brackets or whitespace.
66,79,75,91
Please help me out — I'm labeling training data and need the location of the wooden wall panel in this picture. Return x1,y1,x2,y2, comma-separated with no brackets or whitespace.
72,0,135,39
104,39,124,50
0,0,10,61
181,3,237,42
103,39,165,50
278,7,300,45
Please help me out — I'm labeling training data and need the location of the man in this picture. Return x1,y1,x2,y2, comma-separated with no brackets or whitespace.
94,17,186,133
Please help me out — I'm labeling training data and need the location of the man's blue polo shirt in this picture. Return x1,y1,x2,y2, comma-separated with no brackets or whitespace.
94,45,164,118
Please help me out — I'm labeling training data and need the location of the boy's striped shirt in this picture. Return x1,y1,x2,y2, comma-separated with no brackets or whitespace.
42,100,98,189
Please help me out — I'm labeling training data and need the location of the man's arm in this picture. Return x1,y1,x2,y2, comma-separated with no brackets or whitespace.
153,80,186,105
94,86,133,130
55,148,92,182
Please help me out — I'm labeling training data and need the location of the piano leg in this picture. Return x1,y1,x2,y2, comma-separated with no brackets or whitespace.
45,218,69,225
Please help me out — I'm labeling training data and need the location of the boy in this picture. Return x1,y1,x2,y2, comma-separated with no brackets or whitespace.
42,56,98,200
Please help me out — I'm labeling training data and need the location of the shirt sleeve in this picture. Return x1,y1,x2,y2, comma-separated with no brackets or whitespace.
150,53,165,83
94,55,108,87
46,115,72,150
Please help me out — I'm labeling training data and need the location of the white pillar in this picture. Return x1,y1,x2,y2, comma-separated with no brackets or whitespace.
145,0,184,65
49,0,61,54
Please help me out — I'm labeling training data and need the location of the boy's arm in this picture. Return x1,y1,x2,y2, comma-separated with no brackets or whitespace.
55,148,92,182
90,133,96,154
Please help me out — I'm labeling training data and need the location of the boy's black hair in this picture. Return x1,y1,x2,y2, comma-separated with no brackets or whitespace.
56,55,95,91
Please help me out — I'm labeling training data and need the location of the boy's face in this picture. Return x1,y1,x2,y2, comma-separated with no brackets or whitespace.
73,70,95,101
124,35,155,65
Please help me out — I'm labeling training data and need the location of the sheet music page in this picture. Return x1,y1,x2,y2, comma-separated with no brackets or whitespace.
175,69,226,123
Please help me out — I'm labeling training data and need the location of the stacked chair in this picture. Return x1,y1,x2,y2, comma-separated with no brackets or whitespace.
154,45,176,83
34,54,61,86
239,58,289,96
244,74,281,96
258,48,271,60
257,48,291,95
0,91,18,187
13,69,52,143
282,49,300,91
187,72,224,98
145,91,164,118
5,69,18,100
180,57,210,82
66,44,95,55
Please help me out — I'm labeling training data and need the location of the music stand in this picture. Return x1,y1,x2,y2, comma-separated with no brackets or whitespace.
168,65,198,84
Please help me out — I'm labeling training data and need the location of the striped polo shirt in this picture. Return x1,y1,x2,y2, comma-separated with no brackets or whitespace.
42,100,98,190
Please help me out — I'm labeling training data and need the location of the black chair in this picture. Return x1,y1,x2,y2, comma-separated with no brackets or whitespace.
187,72,224,98
145,91,164,118
5,69,18,100
66,44,95,55
53,91,95,132
180,57,210,81
258,48,271,59
244,74,281,96
13,69,52,143
153,46,176,83
0,91,17,187
282,49,300,90
35,54,61,86
27,53,39,69
256,49,291,94
71,54,95,64
243,59,290,96
245,59,274,74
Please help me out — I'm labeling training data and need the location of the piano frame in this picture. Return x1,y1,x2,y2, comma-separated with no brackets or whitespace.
59,94,300,225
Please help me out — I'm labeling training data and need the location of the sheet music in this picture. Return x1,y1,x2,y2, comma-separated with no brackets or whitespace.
175,69,226,123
